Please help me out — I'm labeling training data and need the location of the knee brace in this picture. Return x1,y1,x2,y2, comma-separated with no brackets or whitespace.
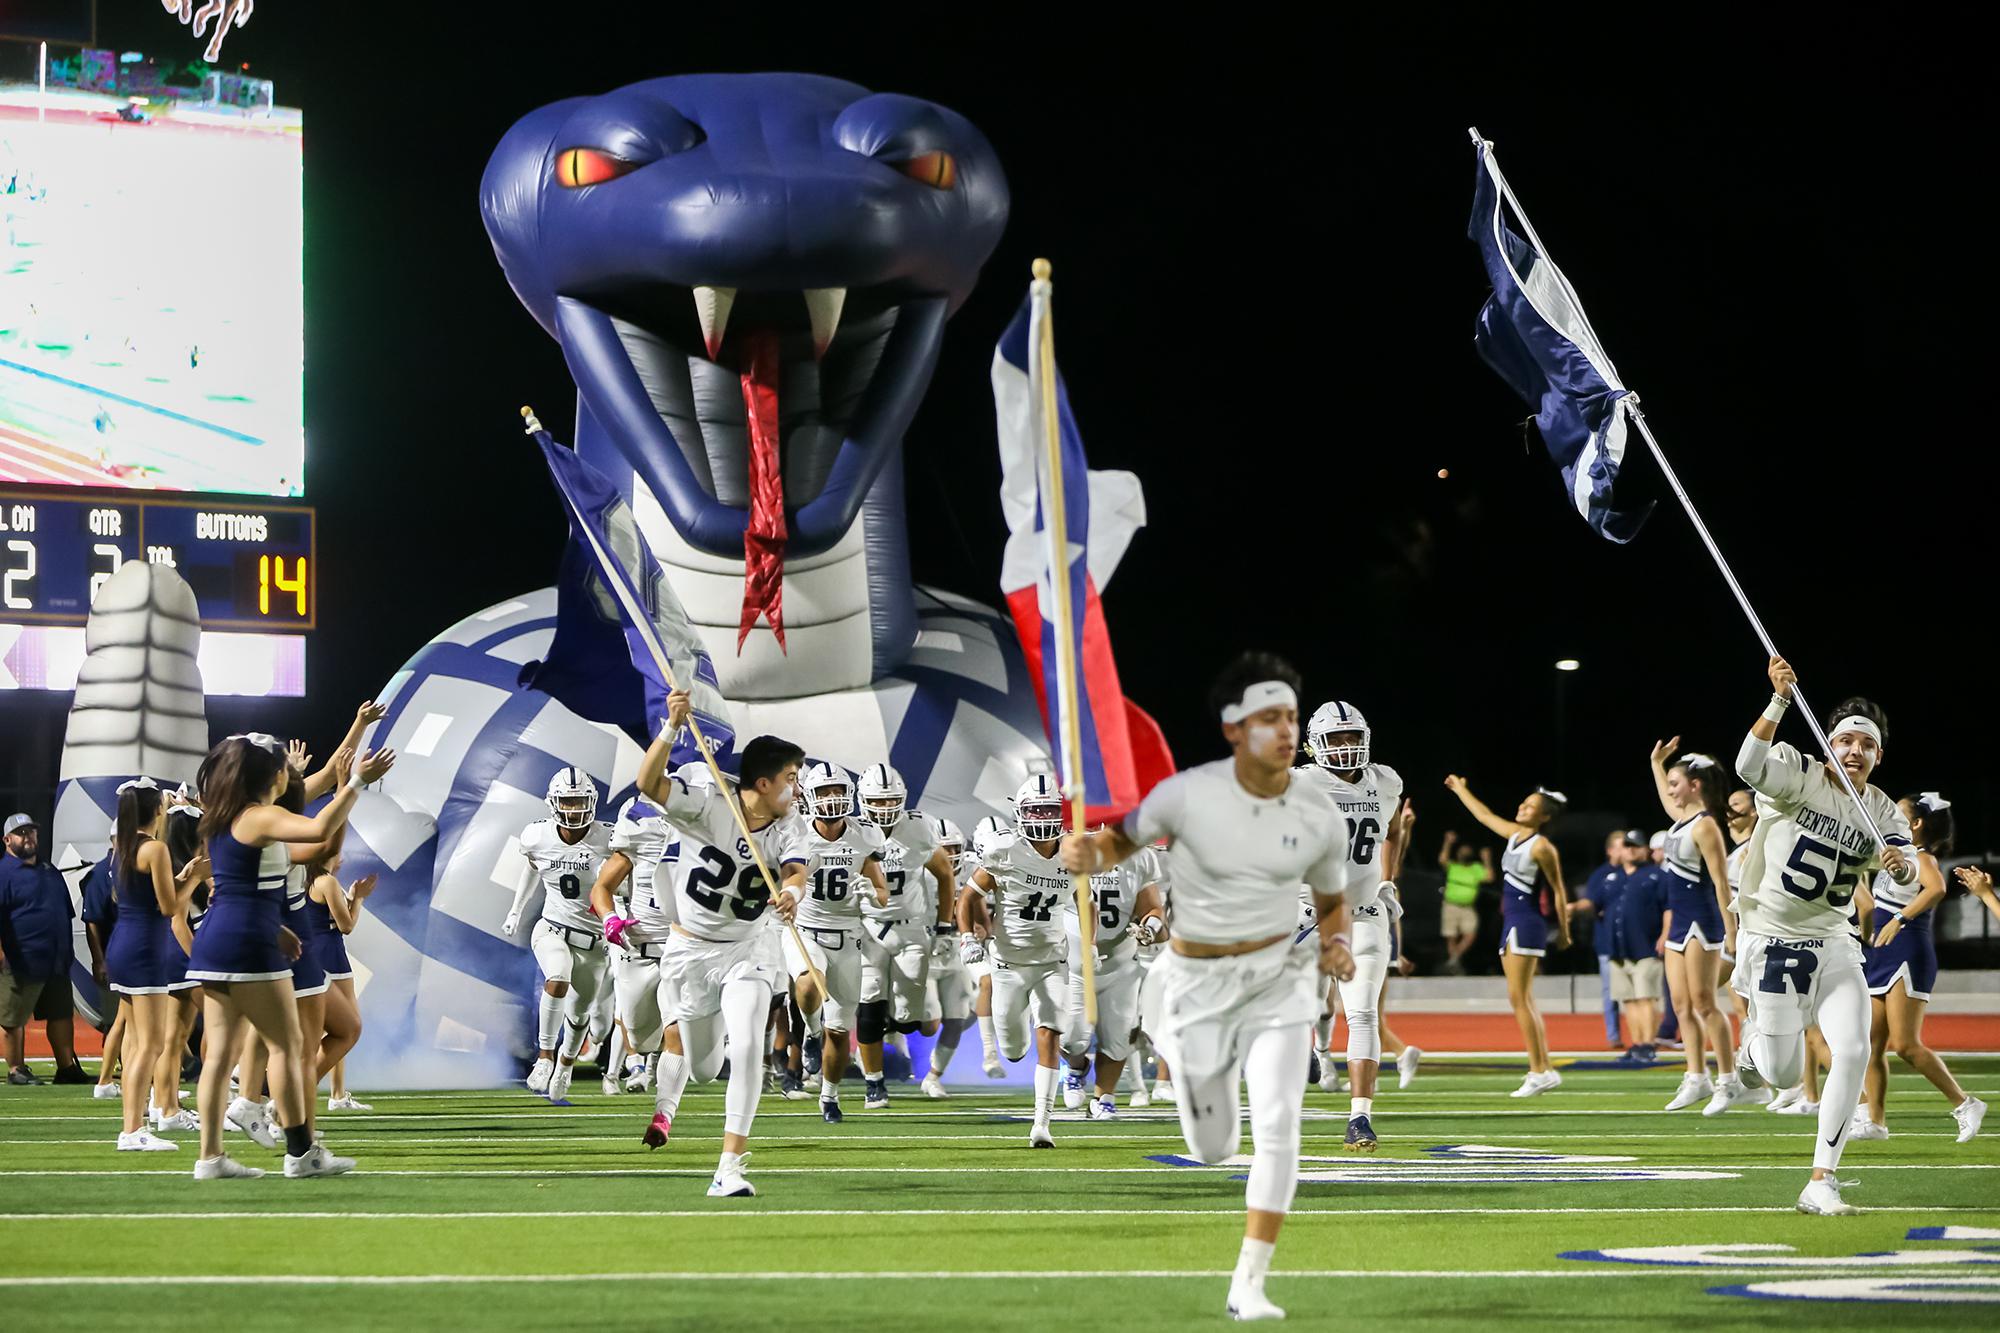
856,999,888,1046
1345,1007,1381,1065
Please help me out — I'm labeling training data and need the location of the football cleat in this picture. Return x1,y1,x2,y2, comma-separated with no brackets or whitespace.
1089,1095,1117,1121
920,1073,950,1100
1847,1116,1889,1141
327,1094,373,1111
642,1113,673,1149
1664,1073,1714,1111
1028,1121,1056,1148
821,1097,844,1124
803,1035,822,1076
624,1066,653,1095
1343,1115,1378,1153
1765,1086,1803,1113
1315,1056,1341,1095
546,1064,574,1106
92,1082,121,1100
117,1129,179,1152
982,1054,1005,1079
1796,1176,1861,1216
526,1058,554,1094
708,1153,756,1198
1154,1081,1178,1103
864,1079,889,1110
601,1069,622,1097
781,1070,807,1100
192,1153,265,1180
283,1144,356,1178
1702,1077,1770,1117
1128,1085,1152,1109
1226,1285,1287,1322
1397,1045,1423,1090
1062,1068,1085,1109
1955,1096,1988,1143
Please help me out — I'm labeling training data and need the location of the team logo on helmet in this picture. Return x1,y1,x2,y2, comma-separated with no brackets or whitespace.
1306,701,1371,773
545,766,598,829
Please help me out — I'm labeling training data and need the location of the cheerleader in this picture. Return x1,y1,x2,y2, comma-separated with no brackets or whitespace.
105,779,206,1150
187,735,389,1179
1855,793,1987,1143
152,806,207,1132
305,851,376,1110
1444,776,1571,1097
1955,865,2000,924
1647,742,1761,1115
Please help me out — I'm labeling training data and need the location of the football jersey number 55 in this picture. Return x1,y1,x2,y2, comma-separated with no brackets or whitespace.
684,846,774,921
1780,835,1869,909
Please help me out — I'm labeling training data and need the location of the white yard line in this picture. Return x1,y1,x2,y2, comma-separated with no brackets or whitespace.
8,1205,2000,1222
0,1130,1981,1147
2,1163,1995,1177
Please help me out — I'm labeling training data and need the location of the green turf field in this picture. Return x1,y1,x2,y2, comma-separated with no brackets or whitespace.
4,1056,1997,1329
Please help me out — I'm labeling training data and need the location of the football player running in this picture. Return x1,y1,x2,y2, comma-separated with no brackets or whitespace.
1060,839,1166,1120
589,773,695,1099
1063,653,1353,1322
920,817,978,1098
960,775,1074,1146
1296,701,1405,1151
853,764,962,1108
635,693,808,1197
502,767,613,1106
780,764,891,1124
1732,657,1917,1216
967,815,1011,1078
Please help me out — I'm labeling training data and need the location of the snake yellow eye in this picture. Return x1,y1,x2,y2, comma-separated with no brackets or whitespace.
555,148,637,188
894,151,956,190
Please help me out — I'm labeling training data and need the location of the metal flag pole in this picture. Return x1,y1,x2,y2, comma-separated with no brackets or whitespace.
1464,131,1893,855
521,407,827,999
1029,260,1099,1025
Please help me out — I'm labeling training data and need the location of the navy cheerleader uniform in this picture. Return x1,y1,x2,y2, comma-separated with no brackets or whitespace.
185,827,294,984
304,882,354,982
284,865,329,999
1661,813,1726,952
105,844,173,996
1499,833,1547,957
1866,864,1938,1000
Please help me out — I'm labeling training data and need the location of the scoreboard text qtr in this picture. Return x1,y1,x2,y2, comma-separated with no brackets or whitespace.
0,492,316,631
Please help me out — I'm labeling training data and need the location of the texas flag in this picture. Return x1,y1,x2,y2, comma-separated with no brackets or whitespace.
991,279,1173,822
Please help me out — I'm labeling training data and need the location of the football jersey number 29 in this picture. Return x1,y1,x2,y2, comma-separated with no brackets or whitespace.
684,846,772,921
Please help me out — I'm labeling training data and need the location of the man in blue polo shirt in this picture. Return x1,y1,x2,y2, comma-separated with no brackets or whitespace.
1568,831,1632,1048
0,812,88,1085
1608,834,1668,1064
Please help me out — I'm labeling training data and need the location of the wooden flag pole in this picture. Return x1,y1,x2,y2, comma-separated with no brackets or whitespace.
1027,264,1098,1026
522,407,826,999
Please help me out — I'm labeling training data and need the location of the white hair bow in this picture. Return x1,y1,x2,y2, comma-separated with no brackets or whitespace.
1916,791,1951,812
115,776,160,795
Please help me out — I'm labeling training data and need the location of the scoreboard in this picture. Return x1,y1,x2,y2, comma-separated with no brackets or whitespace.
0,491,314,631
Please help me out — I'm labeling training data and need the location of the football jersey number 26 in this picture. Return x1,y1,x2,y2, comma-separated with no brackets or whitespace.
1346,818,1379,866
684,846,772,921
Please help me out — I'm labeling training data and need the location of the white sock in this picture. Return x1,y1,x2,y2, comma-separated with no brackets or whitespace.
1350,1097,1373,1119
654,1052,690,1120
1233,1237,1275,1290
536,992,563,1052
803,1008,823,1038
978,1015,998,1059
822,1084,840,1104
605,1026,626,1072
1033,1063,1057,1122
559,1020,588,1063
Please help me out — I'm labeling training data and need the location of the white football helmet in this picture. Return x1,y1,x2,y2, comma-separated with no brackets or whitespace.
856,763,908,828
673,760,715,793
545,766,598,829
933,816,968,876
971,815,1011,861
801,762,854,821
1306,700,1371,773
1012,773,1065,842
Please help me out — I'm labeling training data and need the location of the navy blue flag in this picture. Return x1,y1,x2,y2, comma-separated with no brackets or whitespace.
1469,138,1654,542
524,425,735,773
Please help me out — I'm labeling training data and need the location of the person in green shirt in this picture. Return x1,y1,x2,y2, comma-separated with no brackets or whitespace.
1437,832,1493,975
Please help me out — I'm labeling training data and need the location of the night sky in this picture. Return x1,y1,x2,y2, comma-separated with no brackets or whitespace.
8,9,1991,864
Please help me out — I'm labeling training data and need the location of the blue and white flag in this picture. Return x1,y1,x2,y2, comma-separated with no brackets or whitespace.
1469,137,1654,542
525,425,736,773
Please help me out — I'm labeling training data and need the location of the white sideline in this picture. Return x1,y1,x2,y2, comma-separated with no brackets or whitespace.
7,1205,2000,1222
1,1163,1995,1177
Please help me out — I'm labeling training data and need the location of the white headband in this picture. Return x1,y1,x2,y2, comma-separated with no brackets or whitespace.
1829,716,1883,749
1221,680,1298,724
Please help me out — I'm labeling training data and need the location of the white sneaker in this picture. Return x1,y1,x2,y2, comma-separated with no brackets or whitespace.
624,1064,652,1094
92,1082,121,1100
117,1129,179,1152
1509,1072,1550,1099
1797,1175,1860,1216
327,1094,373,1112
1398,1046,1423,1090
225,1097,279,1150
708,1152,756,1198
547,1064,574,1105
1848,1116,1889,1142
1315,1056,1341,1095
1154,1082,1177,1104
1061,1070,1085,1110
983,1054,1005,1079
1774,1097,1820,1117
1702,1077,1769,1117
1954,1096,1988,1143
801,1072,822,1092
920,1073,950,1100
193,1153,265,1180
1665,1073,1715,1111
1129,1086,1152,1109
283,1143,356,1178
1766,1086,1803,1113
1028,1121,1055,1148
1089,1095,1117,1121
526,1058,554,1094
602,1070,621,1097
1226,1283,1286,1321
155,1108,201,1133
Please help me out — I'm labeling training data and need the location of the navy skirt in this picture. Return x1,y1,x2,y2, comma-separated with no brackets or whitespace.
287,902,329,997
1500,888,1548,957
312,927,354,980
1866,907,1938,1000
106,913,174,995
185,894,292,984
1665,872,1726,952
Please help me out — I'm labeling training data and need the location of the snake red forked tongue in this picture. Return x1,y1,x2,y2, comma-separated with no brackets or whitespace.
736,329,787,652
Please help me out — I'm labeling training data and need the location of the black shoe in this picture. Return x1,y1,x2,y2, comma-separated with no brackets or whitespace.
821,1097,844,1124
1307,1050,1322,1086
803,1035,822,1076
8,1066,41,1085
1344,1114,1378,1153
52,1062,90,1085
